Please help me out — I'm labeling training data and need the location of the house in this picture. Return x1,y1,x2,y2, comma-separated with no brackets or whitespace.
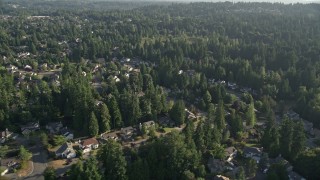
214,175,230,180
121,126,135,136
288,171,306,180
0,129,13,143
100,131,119,141
80,138,99,154
243,146,263,163
142,121,155,129
207,158,226,174
225,147,237,162
185,109,196,120
60,127,74,140
24,65,32,71
269,155,293,172
46,122,63,134
55,143,76,159
158,115,175,127
21,122,40,136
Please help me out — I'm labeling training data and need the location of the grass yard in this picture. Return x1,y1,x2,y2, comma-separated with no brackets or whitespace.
48,159,67,169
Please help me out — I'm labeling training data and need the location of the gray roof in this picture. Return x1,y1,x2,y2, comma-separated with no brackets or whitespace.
55,143,72,155
243,146,262,154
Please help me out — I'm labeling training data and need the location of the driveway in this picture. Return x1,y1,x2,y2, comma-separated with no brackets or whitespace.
23,143,47,180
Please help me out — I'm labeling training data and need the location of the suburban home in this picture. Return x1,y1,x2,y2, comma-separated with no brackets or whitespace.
214,175,230,180
0,129,13,144
288,171,306,180
120,126,135,141
185,109,196,120
140,121,155,129
269,155,293,172
55,143,76,159
207,158,227,174
243,146,263,163
80,138,99,154
20,122,40,136
46,122,63,134
60,127,74,140
100,132,119,141
121,126,135,136
225,147,237,162
24,65,33,71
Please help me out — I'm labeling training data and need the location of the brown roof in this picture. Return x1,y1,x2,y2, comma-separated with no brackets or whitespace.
81,138,99,146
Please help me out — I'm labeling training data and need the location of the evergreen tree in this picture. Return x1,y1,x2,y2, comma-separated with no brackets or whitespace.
246,102,256,127
108,95,123,128
237,166,246,180
169,100,186,126
83,157,102,180
44,167,56,180
291,120,306,160
261,110,280,156
215,100,226,130
279,116,293,159
88,112,99,137
98,140,127,180
99,104,111,133
69,161,84,180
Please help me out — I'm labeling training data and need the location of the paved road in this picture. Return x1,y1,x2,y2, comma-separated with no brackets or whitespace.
24,144,47,180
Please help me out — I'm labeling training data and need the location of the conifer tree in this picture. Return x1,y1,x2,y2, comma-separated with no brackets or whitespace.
89,112,99,137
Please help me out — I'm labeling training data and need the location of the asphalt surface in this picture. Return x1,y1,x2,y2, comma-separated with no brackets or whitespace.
24,144,47,180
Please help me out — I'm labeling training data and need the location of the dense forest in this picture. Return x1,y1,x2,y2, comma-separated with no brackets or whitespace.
1,1,320,180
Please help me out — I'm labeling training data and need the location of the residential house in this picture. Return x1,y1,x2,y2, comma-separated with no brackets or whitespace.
269,155,293,172
158,115,175,127
121,126,135,136
214,175,230,180
100,131,119,141
46,122,63,134
139,121,156,133
225,147,237,162
0,129,13,144
20,122,40,136
207,158,227,174
185,109,196,120
60,127,74,140
120,126,136,141
243,146,263,163
80,138,99,154
24,65,32,71
55,143,76,159
288,171,306,180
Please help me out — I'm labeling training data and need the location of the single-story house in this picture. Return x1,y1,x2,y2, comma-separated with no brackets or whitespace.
225,147,237,162
243,146,263,163
80,138,99,154
288,171,306,180
100,132,119,141
21,122,40,136
55,143,76,159
207,158,226,174
214,175,230,180
121,126,135,136
46,122,63,134
60,127,74,140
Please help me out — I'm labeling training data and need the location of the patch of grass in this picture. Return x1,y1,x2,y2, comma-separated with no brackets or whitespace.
245,143,260,147
163,128,175,133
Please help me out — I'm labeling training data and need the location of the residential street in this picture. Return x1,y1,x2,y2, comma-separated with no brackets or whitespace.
23,143,48,180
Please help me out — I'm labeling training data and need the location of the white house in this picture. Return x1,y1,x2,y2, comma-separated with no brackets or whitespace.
80,138,99,154
55,143,76,159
